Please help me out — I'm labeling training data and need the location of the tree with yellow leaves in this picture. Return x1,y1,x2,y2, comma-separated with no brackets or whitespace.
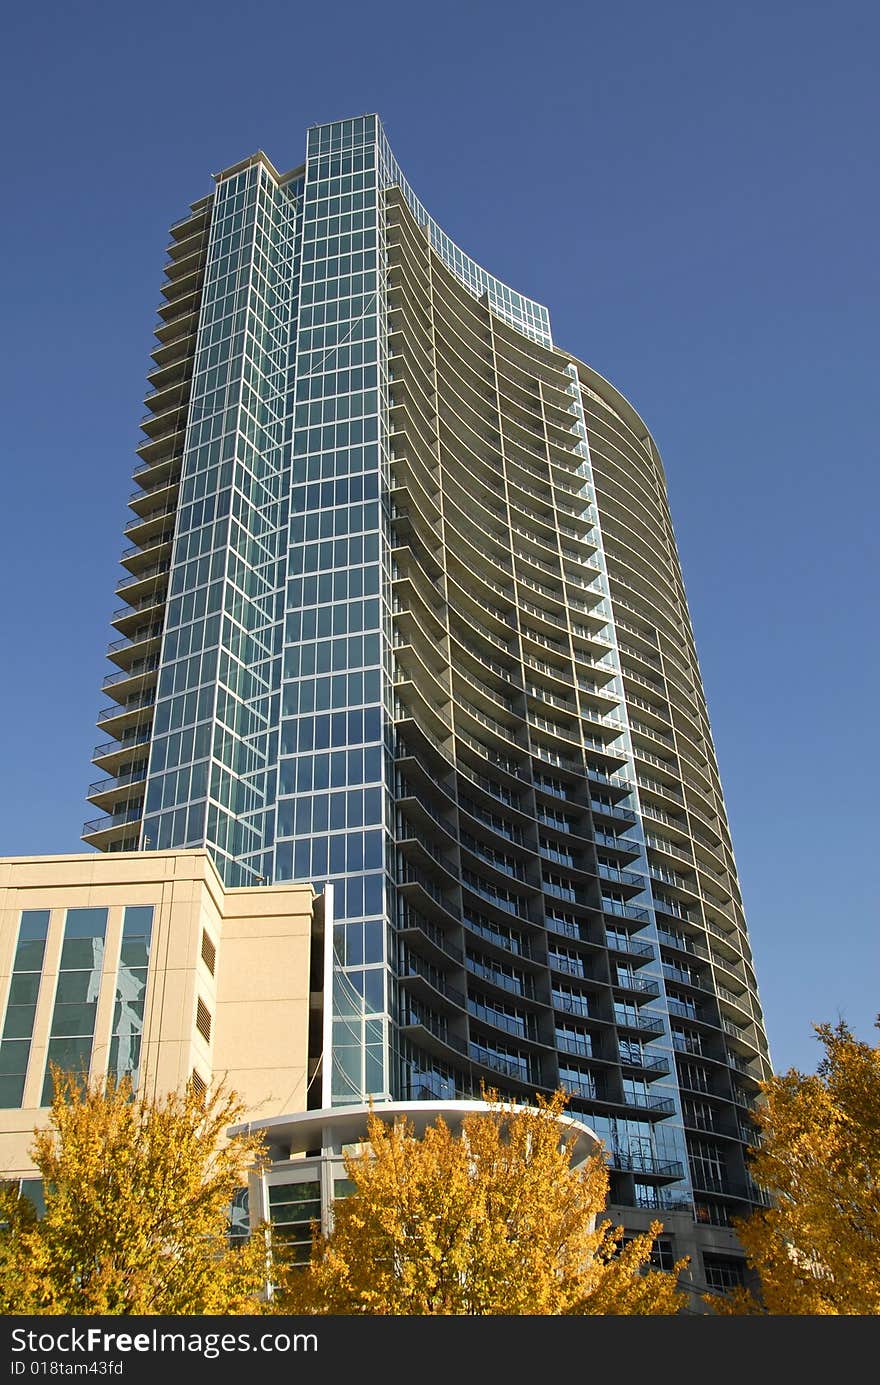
0,1180,38,1313
279,1090,687,1315
710,1020,880,1315
0,1067,270,1315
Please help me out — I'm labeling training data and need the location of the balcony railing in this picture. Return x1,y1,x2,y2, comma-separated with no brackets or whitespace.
614,975,661,999
120,530,175,562
614,1011,665,1035
657,928,710,961
561,1080,597,1102
402,1008,467,1055
82,805,143,835
116,562,170,594
462,913,534,960
399,958,465,1009
107,626,163,656
97,693,156,723
552,994,592,1020
102,657,160,690
590,800,638,824
622,1092,676,1114
467,1000,533,1042
621,1055,670,1077
92,730,152,760
608,1151,685,1179
466,956,534,999
548,954,586,978
597,863,644,889
398,905,464,962
88,767,148,796
602,900,650,923
468,1044,534,1084
111,592,167,623
605,931,655,960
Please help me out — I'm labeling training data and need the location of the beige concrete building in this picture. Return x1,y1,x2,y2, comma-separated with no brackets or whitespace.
0,849,315,1186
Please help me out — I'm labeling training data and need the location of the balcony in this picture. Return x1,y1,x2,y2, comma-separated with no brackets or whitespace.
666,995,706,1022
689,1171,766,1203
398,960,465,1015
620,1091,676,1115
620,1053,670,1078
552,993,593,1021
607,1150,685,1182
399,903,463,960
614,1010,666,1037
138,402,188,444
586,766,633,794
106,622,163,657
397,829,459,894
605,931,655,961
594,831,641,861
86,765,148,809
718,985,752,1021
613,975,661,1000
81,804,144,848
128,470,181,509
636,773,684,805
597,863,644,890
120,531,175,575
468,1043,536,1086
601,900,650,924
556,1034,593,1060
462,914,536,963
466,955,535,1001
99,669,159,713
110,592,167,633
590,799,638,825
123,506,177,545
548,953,587,980
400,1008,468,1063
92,728,152,761
467,999,535,1044
545,914,594,948
727,1050,762,1079
115,562,170,599
102,655,160,689
95,693,156,734
657,927,710,962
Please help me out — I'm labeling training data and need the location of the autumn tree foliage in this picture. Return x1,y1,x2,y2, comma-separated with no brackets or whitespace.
710,1020,880,1315
0,1180,38,1313
280,1090,687,1315
0,1068,270,1315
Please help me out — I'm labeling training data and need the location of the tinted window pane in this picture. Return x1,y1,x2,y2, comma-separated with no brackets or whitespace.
0,1041,30,1077
49,1004,98,1038
2,1006,38,1040
0,1075,26,1106
6,975,40,1007
59,937,105,970
13,940,48,973
18,911,50,942
63,909,108,939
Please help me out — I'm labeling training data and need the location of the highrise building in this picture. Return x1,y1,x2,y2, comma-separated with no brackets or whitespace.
83,114,771,1282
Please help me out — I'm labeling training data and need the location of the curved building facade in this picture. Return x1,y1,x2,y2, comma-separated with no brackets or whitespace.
84,115,771,1280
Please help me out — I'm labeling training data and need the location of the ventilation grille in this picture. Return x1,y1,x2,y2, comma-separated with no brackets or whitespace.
190,1070,206,1097
195,998,212,1044
200,929,216,975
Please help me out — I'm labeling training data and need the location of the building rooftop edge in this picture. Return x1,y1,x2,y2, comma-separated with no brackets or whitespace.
0,849,316,898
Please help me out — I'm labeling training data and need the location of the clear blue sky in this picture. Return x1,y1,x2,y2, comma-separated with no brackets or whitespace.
1,0,876,1075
